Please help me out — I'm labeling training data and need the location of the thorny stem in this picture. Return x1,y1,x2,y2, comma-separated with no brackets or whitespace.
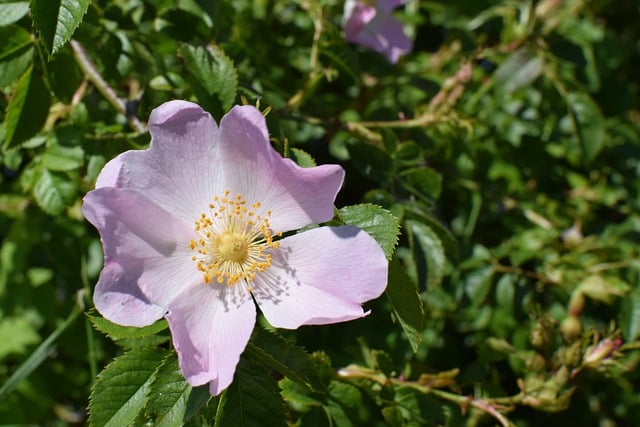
338,366,521,427
70,39,146,133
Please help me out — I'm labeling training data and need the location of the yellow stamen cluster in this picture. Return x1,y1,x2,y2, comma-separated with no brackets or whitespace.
189,191,281,287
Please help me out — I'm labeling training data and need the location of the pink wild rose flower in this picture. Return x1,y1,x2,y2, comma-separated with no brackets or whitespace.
343,0,412,63
83,100,388,395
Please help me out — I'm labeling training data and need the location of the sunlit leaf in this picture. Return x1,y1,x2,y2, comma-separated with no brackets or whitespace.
88,348,168,427
181,44,238,117
146,353,211,427
32,168,77,215
339,204,400,260
0,1,30,26
31,0,91,56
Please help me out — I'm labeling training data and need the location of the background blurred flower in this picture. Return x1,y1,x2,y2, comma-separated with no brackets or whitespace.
83,101,388,395
343,0,412,63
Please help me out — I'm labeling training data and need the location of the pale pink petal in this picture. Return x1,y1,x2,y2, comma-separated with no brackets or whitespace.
354,12,412,64
166,284,256,395
96,100,222,224
83,187,202,317
95,156,124,189
217,106,345,232
375,0,407,13
253,226,387,329
344,1,376,41
92,261,167,327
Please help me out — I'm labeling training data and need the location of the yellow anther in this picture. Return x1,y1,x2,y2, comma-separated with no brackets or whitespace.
188,191,281,292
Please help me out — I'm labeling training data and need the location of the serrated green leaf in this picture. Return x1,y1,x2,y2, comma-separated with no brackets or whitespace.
42,143,85,171
246,326,324,392
338,204,400,260
386,257,424,352
0,1,30,26
32,168,77,215
181,44,238,116
89,348,168,427
147,353,211,427
406,220,446,289
289,147,317,167
31,0,90,56
4,66,50,148
215,357,286,427
87,310,169,341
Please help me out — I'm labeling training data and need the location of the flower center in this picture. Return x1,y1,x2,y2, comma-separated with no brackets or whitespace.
216,233,249,263
189,191,281,288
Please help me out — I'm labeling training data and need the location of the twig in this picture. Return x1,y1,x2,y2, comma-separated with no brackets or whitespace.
70,39,146,133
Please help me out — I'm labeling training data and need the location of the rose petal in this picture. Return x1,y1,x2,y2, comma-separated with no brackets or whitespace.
344,1,377,41
253,226,388,329
166,283,256,395
217,105,345,232
94,100,222,224
83,187,202,314
375,0,407,14
92,261,167,327
354,12,412,64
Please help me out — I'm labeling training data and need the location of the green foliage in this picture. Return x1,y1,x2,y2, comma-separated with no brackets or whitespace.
180,44,239,117
146,355,211,427
88,348,169,427
31,0,90,56
338,203,400,260
2,0,640,425
215,358,287,427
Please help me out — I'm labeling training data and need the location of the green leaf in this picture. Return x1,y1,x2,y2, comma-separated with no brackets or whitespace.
147,353,211,427
386,257,424,352
621,285,640,342
567,92,606,163
0,25,32,61
338,204,400,260
347,141,392,184
0,42,32,88
181,44,238,116
42,143,85,171
31,0,90,56
246,326,325,392
494,48,543,93
289,147,317,167
215,357,286,427
4,66,51,149
32,168,77,215
88,348,168,427
327,381,364,426
0,1,30,26
87,310,169,346
406,220,446,289
0,314,40,360
400,167,443,199
0,306,81,400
